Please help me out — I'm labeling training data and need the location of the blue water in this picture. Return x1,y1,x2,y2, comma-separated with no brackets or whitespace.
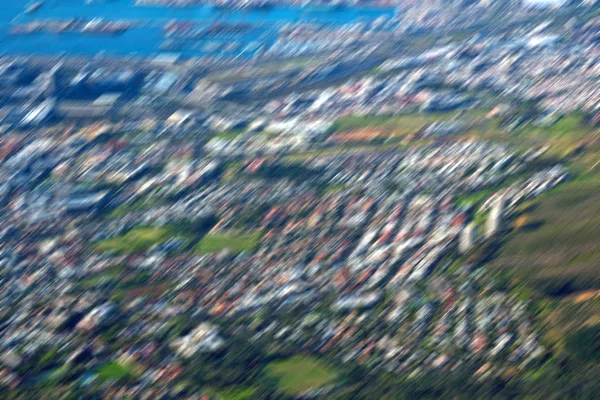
0,0,394,57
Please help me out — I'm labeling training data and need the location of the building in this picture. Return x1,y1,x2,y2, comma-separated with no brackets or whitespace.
20,98,55,126
171,322,224,357
64,191,111,214
486,195,505,238
459,222,477,252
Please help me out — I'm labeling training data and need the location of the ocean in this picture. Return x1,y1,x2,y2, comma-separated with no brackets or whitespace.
0,0,395,58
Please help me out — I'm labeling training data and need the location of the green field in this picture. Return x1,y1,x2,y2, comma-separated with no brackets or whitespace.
94,226,171,254
284,109,495,162
467,114,596,157
194,231,262,254
455,187,497,207
95,361,140,382
331,112,457,135
265,355,338,396
212,387,257,400
214,129,245,140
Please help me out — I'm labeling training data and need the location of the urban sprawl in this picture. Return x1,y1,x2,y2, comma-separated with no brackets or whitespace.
0,0,599,399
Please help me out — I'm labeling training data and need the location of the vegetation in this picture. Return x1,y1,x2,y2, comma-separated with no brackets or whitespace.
331,112,457,135
214,129,245,140
212,386,257,400
565,324,600,363
95,361,140,382
471,113,600,394
493,172,600,297
473,112,600,297
93,219,214,255
194,231,262,254
467,113,596,157
265,355,338,396
455,188,496,207
94,226,171,254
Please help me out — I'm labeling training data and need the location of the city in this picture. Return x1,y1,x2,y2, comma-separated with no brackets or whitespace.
0,0,599,399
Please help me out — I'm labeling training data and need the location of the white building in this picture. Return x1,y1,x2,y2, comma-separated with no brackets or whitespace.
171,322,224,358
459,222,477,252
486,195,505,238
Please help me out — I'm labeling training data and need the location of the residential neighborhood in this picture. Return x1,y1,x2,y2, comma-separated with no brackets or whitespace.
0,0,598,398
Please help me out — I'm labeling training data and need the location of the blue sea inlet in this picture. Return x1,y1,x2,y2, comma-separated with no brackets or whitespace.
0,0,395,58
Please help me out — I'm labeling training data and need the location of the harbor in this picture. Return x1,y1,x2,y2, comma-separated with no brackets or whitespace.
0,0,395,58
10,18,134,36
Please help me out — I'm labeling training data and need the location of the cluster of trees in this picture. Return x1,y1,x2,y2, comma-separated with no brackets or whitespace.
566,325,600,364
338,360,600,400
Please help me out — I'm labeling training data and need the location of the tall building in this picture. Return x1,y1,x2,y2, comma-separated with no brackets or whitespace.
486,195,505,238
460,222,477,252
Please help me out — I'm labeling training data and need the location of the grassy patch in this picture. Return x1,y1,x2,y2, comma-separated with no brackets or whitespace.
265,355,337,396
212,387,257,400
466,113,596,157
331,113,456,135
94,226,170,254
214,129,245,140
95,361,140,382
455,188,496,207
194,231,262,254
